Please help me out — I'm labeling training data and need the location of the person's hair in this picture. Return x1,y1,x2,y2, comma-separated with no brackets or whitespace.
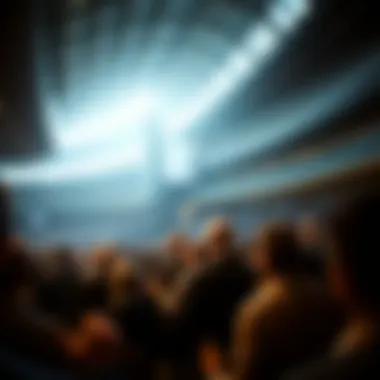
328,192,380,310
0,185,11,242
206,217,235,252
108,257,138,309
259,222,302,274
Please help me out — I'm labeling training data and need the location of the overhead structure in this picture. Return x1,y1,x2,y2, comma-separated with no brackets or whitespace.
1,0,312,186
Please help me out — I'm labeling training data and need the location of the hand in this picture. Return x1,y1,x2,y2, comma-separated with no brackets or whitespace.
61,312,121,367
199,341,223,378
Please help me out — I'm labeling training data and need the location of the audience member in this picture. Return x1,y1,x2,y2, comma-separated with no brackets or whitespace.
155,234,201,314
37,247,84,325
83,246,115,310
170,218,255,380
108,258,162,380
3,177,379,380
283,192,380,380
297,216,324,278
0,186,120,372
232,222,342,380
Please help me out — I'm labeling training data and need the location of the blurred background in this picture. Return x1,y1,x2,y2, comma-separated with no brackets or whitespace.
0,0,379,248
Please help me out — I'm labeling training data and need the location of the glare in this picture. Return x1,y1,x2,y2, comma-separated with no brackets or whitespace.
163,136,194,183
166,1,311,133
285,0,311,18
244,24,279,56
227,52,252,76
270,5,296,31
167,24,281,132
202,50,380,170
54,90,157,150
270,0,311,31
269,5,295,31
1,1,313,186
210,70,235,90
1,146,145,185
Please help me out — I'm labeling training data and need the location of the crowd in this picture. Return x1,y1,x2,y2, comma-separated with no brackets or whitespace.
0,185,380,380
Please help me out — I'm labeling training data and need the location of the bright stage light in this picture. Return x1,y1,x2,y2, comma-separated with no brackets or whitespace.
285,0,311,18
166,1,311,133
0,145,145,185
244,24,279,55
0,1,312,187
166,24,280,132
163,132,195,183
54,90,157,150
270,6,296,31
227,53,252,75
270,0,311,31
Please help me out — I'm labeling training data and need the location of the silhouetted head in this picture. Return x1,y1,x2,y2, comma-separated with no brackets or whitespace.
50,246,78,277
297,215,321,250
253,222,302,277
327,192,380,313
91,245,117,278
165,233,190,261
203,217,235,260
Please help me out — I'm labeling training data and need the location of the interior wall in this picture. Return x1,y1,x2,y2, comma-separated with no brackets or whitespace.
189,164,380,239
0,0,48,159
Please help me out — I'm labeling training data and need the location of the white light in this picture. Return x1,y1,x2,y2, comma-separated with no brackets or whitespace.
166,1,311,133
244,24,279,55
270,5,297,31
167,25,280,132
285,0,311,18
270,0,311,31
1,146,145,185
210,70,235,89
163,136,194,183
55,90,157,150
227,52,252,76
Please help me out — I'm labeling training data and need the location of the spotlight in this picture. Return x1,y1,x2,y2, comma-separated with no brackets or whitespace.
167,1,311,133
1,145,145,185
167,24,280,132
244,24,279,56
55,90,157,150
270,0,311,31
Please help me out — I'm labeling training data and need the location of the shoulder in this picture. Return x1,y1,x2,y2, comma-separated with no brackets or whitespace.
281,358,342,380
282,350,380,380
235,282,284,329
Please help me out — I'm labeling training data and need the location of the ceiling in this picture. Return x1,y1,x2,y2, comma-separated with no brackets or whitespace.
1,0,380,246
0,0,317,184
1,0,378,157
